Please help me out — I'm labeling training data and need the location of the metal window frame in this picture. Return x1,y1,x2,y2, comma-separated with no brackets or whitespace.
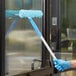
41,0,61,66
51,0,61,52
42,0,51,67
42,0,61,75
0,0,5,76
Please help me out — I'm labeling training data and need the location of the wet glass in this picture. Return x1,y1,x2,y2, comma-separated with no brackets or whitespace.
5,0,43,75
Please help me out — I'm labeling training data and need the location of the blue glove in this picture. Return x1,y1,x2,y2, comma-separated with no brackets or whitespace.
53,58,71,71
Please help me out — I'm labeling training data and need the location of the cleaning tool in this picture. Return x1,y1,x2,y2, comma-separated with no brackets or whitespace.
6,9,56,59
6,10,43,18
18,10,56,59
5,9,42,36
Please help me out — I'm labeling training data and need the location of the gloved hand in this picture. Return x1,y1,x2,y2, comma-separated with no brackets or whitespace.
53,58,71,71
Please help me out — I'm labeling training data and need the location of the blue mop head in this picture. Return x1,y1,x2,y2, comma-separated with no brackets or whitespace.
6,9,43,18
19,10,43,18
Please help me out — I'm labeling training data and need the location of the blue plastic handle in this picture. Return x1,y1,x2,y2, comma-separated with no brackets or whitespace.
28,17,42,37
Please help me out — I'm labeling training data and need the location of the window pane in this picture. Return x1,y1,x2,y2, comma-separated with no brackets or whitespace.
61,0,76,76
5,0,43,75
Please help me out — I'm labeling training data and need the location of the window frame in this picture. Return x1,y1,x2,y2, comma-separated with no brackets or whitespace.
0,0,5,75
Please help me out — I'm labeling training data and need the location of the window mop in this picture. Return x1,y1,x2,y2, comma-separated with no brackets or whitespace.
6,10,56,59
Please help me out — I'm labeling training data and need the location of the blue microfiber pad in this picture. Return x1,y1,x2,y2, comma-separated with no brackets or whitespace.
19,10,43,18
6,10,43,18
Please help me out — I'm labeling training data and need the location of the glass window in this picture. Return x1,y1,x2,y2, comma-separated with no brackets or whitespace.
61,0,76,76
5,0,43,75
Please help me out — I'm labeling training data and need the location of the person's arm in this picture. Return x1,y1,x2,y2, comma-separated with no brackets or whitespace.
70,60,76,68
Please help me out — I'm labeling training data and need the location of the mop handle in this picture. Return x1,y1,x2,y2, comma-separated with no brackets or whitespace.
28,17,56,59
